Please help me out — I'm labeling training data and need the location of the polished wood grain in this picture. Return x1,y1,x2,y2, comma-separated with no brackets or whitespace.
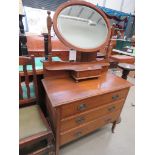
43,60,109,81
42,73,132,107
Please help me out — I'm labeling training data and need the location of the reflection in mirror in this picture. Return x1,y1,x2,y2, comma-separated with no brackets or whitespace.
57,5,108,50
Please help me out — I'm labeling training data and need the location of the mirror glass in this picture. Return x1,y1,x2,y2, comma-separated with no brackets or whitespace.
57,5,109,50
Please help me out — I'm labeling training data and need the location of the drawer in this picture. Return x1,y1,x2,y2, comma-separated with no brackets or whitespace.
60,99,125,132
78,69,101,78
60,88,129,118
60,110,121,145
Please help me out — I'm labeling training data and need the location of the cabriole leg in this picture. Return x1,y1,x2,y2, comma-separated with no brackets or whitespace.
112,121,117,133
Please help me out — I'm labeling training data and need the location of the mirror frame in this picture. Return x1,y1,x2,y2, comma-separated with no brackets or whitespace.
53,1,111,52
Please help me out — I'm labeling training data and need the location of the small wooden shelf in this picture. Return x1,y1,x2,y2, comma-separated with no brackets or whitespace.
44,61,109,82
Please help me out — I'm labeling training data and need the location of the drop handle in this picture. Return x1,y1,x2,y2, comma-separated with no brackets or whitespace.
75,116,85,124
77,103,87,111
108,106,116,112
112,94,119,100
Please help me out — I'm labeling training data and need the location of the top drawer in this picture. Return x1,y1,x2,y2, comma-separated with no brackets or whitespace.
60,88,129,118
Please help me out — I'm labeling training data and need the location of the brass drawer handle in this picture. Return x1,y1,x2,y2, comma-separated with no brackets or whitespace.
105,118,112,123
112,94,119,100
77,104,87,111
108,106,116,112
75,131,82,138
75,116,85,124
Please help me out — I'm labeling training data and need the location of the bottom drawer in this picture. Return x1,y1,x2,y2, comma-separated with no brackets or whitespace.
60,110,121,145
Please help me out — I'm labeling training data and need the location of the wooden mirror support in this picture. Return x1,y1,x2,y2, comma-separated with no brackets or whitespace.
47,11,53,56
45,1,112,82
42,11,53,60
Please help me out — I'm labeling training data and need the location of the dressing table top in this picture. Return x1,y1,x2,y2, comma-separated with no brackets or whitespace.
42,73,132,107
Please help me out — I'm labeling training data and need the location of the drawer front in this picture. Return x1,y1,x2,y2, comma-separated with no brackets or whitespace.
60,110,120,145
60,88,129,118
60,99,125,132
78,70,101,78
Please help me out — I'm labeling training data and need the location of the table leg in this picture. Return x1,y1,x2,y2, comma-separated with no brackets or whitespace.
122,69,130,80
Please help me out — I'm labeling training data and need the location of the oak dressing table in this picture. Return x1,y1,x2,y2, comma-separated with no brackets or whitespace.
41,1,132,155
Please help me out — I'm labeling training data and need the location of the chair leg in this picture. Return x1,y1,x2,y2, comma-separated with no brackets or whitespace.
47,136,54,155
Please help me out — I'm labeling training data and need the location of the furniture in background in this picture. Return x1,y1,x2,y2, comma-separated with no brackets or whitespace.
112,49,135,57
110,55,135,64
19,57,61,76
113,63,135,124
26,34,70,61
109,58,119,69
113,28,125,38
118,63,135,80
19,56,54,155
96,53,118,69
112,38,135,56
131,35,135,47
110,38,135,64
19,0,28,56
115,39,132,50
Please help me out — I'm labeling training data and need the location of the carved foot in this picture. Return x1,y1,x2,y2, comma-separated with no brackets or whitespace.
122,69,130,80
112,121,117,133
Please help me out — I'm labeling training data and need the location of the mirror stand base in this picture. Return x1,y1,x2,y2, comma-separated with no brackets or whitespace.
76,51,97,62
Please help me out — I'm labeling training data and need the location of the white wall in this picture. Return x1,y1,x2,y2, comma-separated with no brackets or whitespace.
122,0,135,14
105,0,123,11
85,0,135,14
85,0,103,6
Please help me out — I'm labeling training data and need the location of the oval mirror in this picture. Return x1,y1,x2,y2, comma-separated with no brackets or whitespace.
53,1,111,52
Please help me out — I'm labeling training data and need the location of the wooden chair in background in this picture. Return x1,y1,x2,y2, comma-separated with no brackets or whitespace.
19,55,38,106
19,55,55,155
